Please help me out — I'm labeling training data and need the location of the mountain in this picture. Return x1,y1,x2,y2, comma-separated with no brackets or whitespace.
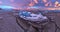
0,5,14,9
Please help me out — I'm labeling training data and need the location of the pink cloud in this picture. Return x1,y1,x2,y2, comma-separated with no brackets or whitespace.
0,1,2,4
10,0,14,2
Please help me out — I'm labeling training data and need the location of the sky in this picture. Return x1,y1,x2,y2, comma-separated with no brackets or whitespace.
0,0,60,8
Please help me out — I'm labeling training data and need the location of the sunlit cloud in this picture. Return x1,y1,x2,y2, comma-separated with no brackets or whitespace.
33,0,38,3
0,0,60,10
42,0,47,3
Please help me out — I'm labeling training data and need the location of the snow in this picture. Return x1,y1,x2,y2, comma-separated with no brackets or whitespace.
19,11,48,22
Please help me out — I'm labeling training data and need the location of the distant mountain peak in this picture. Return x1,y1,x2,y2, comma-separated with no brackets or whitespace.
0,5,14,9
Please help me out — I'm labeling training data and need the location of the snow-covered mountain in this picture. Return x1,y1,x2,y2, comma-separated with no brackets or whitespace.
0,5,14,9
0,5,15,12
